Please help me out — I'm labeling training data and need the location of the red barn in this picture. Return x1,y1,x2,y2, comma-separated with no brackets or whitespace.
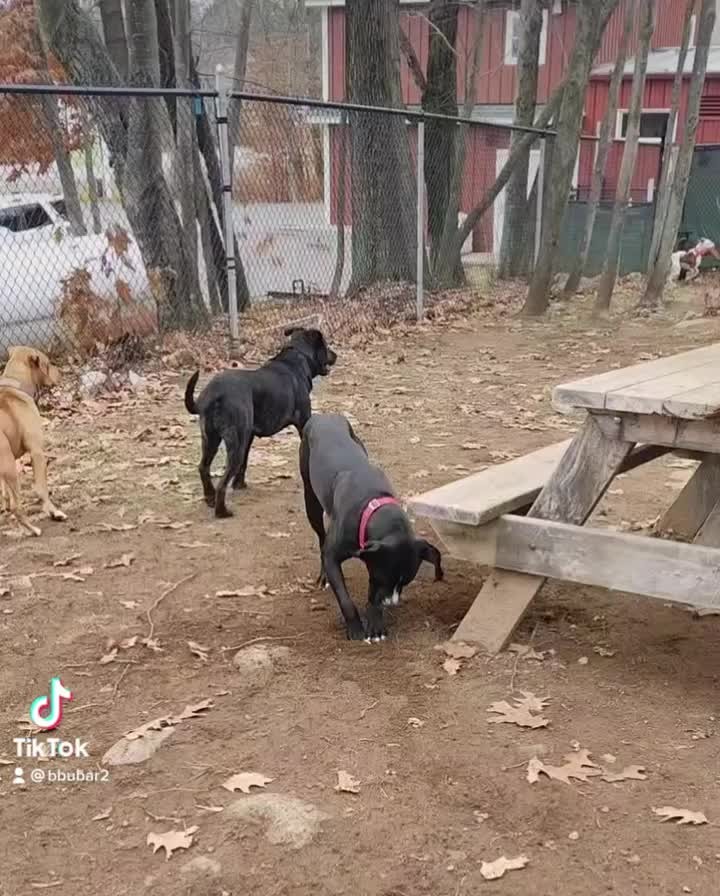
308,0,717,257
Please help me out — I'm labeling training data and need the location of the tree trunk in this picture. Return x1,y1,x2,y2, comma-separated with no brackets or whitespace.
563,0,635,298
83,134,103,234
594,0,654,313
193,145,222,313
31,27,87,237
430,0,486,287
498,0,543,280
330,112,348,298
646,0,696,272
190,55,250,311
99,0,128,79
421,0,459,265
346,0,417,291
641,0,716,308
228,0,255,158
523,0,622,316
433,82,563,286
173,0,198,304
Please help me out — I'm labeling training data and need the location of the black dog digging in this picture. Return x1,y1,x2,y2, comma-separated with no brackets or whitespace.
185,327,337,518
300,413,443,641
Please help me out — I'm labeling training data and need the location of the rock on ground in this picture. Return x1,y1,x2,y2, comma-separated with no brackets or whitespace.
226,794,328,848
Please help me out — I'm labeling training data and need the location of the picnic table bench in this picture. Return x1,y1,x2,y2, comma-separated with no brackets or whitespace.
409,343,720,653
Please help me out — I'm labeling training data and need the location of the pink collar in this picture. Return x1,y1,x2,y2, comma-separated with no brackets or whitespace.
358,496,400,549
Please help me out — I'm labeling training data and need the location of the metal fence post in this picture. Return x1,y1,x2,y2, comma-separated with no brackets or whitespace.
214,65,239,348
416,119,425,322
534,137,545,269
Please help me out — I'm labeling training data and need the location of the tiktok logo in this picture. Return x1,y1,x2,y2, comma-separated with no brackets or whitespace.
29,678,73,730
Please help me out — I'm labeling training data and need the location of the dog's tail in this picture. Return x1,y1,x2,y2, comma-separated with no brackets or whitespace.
184,371,200,415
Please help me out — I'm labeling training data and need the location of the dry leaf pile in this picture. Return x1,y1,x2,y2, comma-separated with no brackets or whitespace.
488,692,550,729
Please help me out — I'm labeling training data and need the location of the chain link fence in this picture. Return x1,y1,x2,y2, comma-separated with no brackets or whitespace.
0,83,553,365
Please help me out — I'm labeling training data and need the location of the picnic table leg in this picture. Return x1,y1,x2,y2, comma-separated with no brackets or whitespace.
453,415,634,652
658,455,720,540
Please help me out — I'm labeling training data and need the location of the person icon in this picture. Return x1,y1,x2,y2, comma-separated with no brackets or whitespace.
12,768,25,786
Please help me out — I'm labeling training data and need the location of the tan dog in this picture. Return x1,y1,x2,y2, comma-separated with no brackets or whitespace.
0,346,66,536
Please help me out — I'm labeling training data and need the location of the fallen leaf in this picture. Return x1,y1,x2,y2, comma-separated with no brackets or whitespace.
187,641,210,662
593,646,616,658
652,806,708,825
443,657,462,676
216,585,268,598
105,553,135,569
439,641,477,660
461,442,486,451
196,804,224,813
577,656,589,665
99,648,118,665
488,693,549,729
601,765,647,783
335,770,361,794
119,636,138,650
29,883,63,890
140,637,163,653
91,809,112,821
147,826,198,860
120,600,139,610
170,699,213,722
97,523,137,533
407,717,425,729
508,643,546,661
480,855,529,881
223,772,273,794
527,750,602,785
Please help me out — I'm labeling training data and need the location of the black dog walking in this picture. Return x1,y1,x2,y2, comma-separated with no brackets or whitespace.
300,413,443,641
185,327,336,518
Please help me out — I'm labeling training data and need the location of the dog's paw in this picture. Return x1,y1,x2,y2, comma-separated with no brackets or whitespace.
49,509,67,522
215,506,234,519
232,479,247,491
346,619,366,641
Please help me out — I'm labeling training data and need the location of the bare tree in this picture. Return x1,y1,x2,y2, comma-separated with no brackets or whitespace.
594,0,654,313
498,0,544,279
642,0,716,308
37,0,207,328
329,109,348,298
346,0,417,290
646,0,696,272
173,0,198,293
563,0,635,298
99,0,128,79
228,0,256,157
522,0,622,316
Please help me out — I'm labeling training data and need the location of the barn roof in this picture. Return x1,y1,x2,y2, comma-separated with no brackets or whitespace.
592,46,720,78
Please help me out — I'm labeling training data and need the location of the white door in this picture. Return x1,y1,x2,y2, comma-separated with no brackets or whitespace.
493,148,541,262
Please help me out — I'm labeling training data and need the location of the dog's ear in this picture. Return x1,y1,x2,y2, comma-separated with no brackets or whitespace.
417,539,444,581
29,354,41,369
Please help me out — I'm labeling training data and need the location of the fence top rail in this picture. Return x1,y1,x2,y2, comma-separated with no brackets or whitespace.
228,91,557,137
0,82,557,138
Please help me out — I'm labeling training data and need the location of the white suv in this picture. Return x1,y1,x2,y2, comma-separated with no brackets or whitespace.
0,193,150,355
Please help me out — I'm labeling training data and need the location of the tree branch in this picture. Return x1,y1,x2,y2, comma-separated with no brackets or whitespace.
399,25,427,93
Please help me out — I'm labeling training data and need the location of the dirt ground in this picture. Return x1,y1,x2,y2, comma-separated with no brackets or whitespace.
3,285,720,896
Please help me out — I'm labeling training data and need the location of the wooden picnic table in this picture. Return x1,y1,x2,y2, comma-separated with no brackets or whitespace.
410,343,720,653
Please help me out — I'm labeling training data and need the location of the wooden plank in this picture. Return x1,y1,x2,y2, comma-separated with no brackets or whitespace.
408,440,571,526
410,442,667,528
694,500,720,547
491,515,720,609
658,455,720,539
553,344,720,411
451,416,634,652
453,572,542,654
528,415,634,523
593,412,720,454
602,364,720,417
